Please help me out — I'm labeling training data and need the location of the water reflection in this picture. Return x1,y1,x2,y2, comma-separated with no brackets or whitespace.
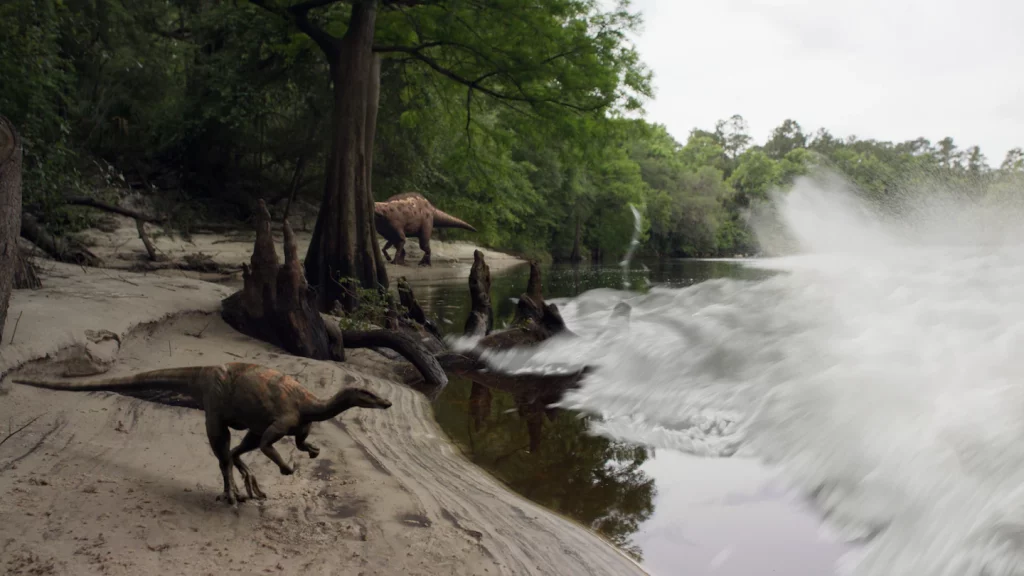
424,258,767,560
420,258,853,574
432,376,655,560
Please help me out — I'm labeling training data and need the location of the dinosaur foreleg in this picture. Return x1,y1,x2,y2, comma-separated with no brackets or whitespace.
417,222,433,267
259,421,296,475
207,418,246,505
381,241,394,262
231,431,267,500
295,424,320,459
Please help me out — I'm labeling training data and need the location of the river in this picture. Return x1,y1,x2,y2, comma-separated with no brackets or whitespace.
414,258,854,576
409,172,1024,576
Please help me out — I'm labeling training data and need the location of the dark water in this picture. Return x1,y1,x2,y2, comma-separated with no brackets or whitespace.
415,258,771,333
418,258,770,562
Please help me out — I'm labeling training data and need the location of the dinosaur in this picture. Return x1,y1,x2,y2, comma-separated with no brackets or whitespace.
11,362,392,505
374,192,477,266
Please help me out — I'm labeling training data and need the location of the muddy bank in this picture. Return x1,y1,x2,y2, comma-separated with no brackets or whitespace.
0,262,643,576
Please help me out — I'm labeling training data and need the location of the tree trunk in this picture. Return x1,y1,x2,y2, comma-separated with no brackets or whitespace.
570,211,582,263
0,116,23,336
304,0,388,312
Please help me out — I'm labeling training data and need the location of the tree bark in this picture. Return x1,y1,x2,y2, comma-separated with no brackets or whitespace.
304,0,388,312
222,198,445,391
0,116,23,336
464,249,492,337
221,199,334,360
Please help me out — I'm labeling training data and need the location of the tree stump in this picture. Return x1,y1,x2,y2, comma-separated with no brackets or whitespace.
222,199,446,392
464,249,492,337
222,199,333,360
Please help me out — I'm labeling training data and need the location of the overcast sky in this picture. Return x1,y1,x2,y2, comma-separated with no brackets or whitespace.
626,0,1024,166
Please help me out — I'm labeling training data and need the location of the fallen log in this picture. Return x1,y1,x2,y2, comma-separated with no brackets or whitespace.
20,212,102,267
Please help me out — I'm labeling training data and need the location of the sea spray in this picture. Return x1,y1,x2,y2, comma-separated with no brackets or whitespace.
470,169,1024,576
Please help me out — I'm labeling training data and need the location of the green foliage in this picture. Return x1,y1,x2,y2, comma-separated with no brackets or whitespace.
334,279,401,330
2,0,1021,262
0,0,90,232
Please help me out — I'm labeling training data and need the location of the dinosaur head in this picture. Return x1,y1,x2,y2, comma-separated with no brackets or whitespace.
343,388,393,410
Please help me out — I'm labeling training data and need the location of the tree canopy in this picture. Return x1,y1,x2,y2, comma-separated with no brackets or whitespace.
2,0,1022,267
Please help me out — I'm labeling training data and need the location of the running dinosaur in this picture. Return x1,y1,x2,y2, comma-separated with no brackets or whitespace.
11,363,392,505
374,192,477,266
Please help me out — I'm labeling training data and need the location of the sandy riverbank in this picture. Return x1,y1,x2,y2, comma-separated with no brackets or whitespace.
0,245,641,576
75,213,527,290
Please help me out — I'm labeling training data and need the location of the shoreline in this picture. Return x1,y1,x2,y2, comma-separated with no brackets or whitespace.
1,233,641,574
75,214,528,290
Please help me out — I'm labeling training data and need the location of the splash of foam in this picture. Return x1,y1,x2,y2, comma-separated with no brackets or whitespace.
476,170,1024,575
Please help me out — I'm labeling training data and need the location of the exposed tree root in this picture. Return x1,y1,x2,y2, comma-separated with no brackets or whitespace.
14,250,41,290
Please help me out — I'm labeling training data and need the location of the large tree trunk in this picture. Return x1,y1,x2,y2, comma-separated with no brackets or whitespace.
304,0,388,312
0,116,23,336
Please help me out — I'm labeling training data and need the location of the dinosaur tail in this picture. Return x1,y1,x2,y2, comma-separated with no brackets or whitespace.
11,366,207,394
432,208,477,232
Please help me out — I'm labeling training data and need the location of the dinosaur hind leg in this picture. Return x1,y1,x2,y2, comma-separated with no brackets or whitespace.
230,431,267,500
381,241,394,262
417,221,433,267
393,236,408,266
206,417,246,505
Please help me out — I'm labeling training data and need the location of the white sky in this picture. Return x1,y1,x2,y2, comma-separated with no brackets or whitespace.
626,0,1024,166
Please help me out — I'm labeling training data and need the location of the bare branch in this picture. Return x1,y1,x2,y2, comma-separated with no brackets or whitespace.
248,0,342,56
64,196,166,223
382,45,608,112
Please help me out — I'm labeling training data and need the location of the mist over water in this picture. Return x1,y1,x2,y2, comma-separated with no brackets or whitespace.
460,170,1024,575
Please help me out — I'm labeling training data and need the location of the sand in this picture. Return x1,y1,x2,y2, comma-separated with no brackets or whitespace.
76,214,527,290
0,231,643,575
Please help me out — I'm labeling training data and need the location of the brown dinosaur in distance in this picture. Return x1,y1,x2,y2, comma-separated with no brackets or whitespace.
374,192,477,266
11,363,391,505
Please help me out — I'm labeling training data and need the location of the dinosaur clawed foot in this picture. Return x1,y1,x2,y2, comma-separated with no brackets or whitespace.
232,462,268,501
241,471,267,500
278,463,295,476
216,490,248,506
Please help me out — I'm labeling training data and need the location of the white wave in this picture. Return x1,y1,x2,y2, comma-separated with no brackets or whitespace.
476,171,1024,575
